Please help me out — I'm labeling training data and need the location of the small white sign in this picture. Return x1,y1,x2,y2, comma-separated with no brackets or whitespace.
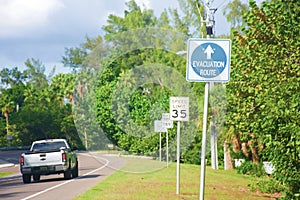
154,120,167,132
170,97,189,121
162,113,170,120
161,113,173,128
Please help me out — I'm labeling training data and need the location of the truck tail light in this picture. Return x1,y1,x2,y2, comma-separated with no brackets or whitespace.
62,153,67,162
20,156,24,165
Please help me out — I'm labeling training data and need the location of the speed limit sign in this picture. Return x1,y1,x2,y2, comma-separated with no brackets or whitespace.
170,97,189,121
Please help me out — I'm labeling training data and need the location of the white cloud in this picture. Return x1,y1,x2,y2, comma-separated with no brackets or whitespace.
0,0,64,37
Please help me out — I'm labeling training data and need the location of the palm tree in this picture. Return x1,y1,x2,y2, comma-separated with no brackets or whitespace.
0,98,15,138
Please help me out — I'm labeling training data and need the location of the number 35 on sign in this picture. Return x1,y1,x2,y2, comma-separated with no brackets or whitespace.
170,97,189,121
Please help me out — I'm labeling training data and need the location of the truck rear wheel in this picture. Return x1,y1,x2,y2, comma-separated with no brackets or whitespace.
71,161,79,178
22,174,31,184
64,168,72,179
33,174,40,182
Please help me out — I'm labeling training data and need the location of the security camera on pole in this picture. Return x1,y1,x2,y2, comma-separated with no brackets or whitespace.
186,1,231,199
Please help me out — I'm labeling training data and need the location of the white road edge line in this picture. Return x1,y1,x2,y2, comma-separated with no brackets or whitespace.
21,153,110,200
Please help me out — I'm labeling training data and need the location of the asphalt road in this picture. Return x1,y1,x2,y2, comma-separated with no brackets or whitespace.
0,151,126,200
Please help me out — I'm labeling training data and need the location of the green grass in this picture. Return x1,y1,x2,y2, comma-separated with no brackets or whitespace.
120,157,167,173
0,172,14,178
74,159,278,200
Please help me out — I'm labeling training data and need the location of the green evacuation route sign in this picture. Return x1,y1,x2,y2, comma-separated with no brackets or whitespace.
186,39,231,82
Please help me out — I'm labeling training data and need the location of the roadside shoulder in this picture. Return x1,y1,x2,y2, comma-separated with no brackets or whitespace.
0,159,15,169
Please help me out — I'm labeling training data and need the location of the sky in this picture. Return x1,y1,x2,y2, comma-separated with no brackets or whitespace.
0,0,232,75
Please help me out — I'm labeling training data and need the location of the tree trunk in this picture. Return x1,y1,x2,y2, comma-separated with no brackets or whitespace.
251,147,259,164
4,110,9,136
224,141,233,170
232,135,241,153
68,93,74,104
242,142,249,158
77,82,84,99
248,140,259,164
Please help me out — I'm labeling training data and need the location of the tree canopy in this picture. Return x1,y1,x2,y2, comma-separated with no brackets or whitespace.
226,0,299,198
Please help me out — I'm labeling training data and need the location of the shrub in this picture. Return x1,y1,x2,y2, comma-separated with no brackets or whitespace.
236,161,265,177
250,177,285,194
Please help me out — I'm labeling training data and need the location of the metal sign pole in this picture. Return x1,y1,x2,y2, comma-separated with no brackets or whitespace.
199,82,209,200
176,121,181,195
159,132,162,162
166,129,169,167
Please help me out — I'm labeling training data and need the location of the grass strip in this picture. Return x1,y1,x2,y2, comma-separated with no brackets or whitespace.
0,172,14,178
74,159,276,200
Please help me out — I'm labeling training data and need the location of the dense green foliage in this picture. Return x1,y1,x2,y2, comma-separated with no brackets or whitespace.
250,177,286,195
227,0,300,198
94,48,201,158
0,61,84,149
77,1,204,159
237,161,265,177
67,0,205,160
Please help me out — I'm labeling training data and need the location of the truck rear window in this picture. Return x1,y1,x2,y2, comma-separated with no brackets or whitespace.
31,141,67,152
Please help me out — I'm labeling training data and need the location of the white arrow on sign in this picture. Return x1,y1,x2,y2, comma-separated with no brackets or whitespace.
204,45,214,59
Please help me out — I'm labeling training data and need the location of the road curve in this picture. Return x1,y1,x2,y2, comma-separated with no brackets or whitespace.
0,152,126,200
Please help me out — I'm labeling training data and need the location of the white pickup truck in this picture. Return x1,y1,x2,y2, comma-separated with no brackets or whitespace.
20,139,78,183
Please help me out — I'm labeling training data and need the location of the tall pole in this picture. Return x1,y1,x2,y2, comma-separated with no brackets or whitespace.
206,0,218,170
210,116,218,169
84,128,88,150
203,0,218,170
199,83,209,200
176,121,181,195
159,132,162,162
166,129,169,167
199,0,217,199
